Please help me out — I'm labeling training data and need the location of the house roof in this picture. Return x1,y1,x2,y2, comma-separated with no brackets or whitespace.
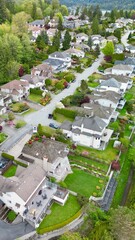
29,19,45,26
115,44,124,51
60,121,72,131
72,115,106,132
49,51,70,59
64,48,84,55
31,63,53,77
107,35,118,41
76,33,88,37
44,58,65,67
21,74,45,84
1,80,29,91
87,90,121,104
99,78,121,88
112,64,133,71
101,74,130,83
22,139,68,164
0,164,45,202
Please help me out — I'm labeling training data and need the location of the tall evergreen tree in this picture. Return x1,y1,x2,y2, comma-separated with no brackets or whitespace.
87,36,93,50
52,31,60,51
31,2,37,20
91,15,99,34
63,30,71,50
0,0,8,24
58,17,63,31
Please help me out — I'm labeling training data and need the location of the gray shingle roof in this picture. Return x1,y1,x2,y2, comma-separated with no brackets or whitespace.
72,116,106,132
100,78,121,88
49,51,70,59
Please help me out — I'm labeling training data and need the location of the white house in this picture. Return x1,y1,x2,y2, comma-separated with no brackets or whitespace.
115,44,124,54
60,116,113,150
97,78,122,94
76,33,88,43
0,164,69,228
20,75,45,89
0,80,29,102
28,25,42,39
21,139,71,181
63,48,85,58
112,64,133,76
48,51,71,68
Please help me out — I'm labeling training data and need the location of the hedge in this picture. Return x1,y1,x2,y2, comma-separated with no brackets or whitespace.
30,88,43,96
2,152,14,161
14,160,27,168
54,108,77,119
37,209,82,234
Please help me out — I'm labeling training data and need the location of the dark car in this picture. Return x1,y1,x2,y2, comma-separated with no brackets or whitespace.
48,114,53,119
49,123,59,129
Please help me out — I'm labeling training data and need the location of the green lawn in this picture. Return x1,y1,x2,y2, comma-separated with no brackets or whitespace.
28,94,42,103
38,195,80,229
21,108,36,116
88,82,99,88
76,141,118,163
42,126,56,135
3,165,17,177
54,113,74,123
68,155,109,172
10,102,30,113
64,168,104,197
7,210,17,222
125,92,133,101
0,133,8,143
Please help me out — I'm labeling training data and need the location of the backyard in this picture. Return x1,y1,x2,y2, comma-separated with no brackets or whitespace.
3,165,17,177
9,102,30,113
64,168,105,198
76,141,119,163
37,194,81,232
28,93,41,103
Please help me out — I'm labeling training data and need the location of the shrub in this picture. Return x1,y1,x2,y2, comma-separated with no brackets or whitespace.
45,78,52,86
15,120,26,128
65,73,75,82
2,153,14,161
30,88,43,96
14,160,27,168
7,210,17,222
54,108,77,119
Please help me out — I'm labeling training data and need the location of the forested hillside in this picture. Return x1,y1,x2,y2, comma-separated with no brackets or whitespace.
60,0,135,10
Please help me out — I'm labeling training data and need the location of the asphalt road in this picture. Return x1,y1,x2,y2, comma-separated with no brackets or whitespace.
24,53,104,126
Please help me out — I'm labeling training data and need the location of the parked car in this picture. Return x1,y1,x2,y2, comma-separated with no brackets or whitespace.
48,114,53,119
33,126,37,133
49,123,59,129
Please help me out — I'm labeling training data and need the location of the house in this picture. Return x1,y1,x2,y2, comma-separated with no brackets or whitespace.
29,19,45,28
88,90,125,110
63,48,85,58
21,139,71,181
28,25,42,39
0,80,29,102
115,57,135,74
96,78,122,94
0,164,69,228
115,44,124,54
0,92,12,114
43,58,66,73
101,74,133,90
107,36,118,43
71,42,90,52
20,75,45,89
60,115,113,150
31,63,53,79
69,103,118,124
48,18,58,28
63,19,75,29
125,45,135,54
48,51,71,68
47,28,57,39
111,64,133,76
76,33,88,43
91,35,106,47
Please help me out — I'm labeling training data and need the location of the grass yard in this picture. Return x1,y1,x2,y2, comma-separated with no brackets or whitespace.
76,141,118,163
7,210,17,222
64,168,104,197
68,155,109,172
54,113,74,123
0,133,8,143
42,126,56,135
21,108,36,116
38,195,80,230
10,102,30,113
28,94,41,103
88,81,99,88
3,165,17,177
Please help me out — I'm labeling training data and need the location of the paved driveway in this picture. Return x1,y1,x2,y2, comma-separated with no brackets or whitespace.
0,220,34,240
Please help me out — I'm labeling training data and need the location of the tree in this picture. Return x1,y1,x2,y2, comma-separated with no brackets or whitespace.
60,5,68,16
63,30,71,50
128,147,135,166
95,44,100,56
52,31,60,51
87,36,93,49
12,12,30,37
114,29,121,42
120,137,130,149
59,232,88,240
58,16,63,31
102,41,114,57
110,207,135,240
91,15,99,34
37,123,43,135
80,80,89,93
0,0,8,24
8,112,15,121
31,2,37,20
52,0,59,10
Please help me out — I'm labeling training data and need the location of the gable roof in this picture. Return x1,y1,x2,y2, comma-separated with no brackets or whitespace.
49,51,70,59
87,91,121,104
21,75,45,84
72,116,106,132
1,80,29,91
100,78,121,88
22,139,68,164
113,64,133,71
0,164,45,202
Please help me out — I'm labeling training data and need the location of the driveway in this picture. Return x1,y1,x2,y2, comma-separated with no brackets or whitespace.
24,54,103,126
0,220,34,240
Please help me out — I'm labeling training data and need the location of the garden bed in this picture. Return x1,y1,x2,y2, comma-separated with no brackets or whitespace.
9,102,30,113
